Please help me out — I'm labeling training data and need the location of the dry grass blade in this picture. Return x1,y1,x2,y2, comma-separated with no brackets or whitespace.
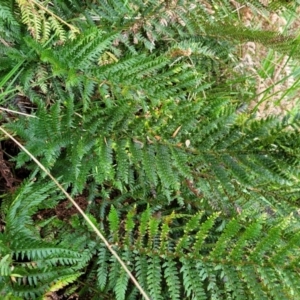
0,107,38,118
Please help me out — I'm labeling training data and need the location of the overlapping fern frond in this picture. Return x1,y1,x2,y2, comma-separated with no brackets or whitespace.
2,183,300,299
1,0,300,299
92,204,300,300
0,179,90,299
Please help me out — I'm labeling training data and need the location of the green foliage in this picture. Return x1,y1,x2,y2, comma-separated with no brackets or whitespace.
0,179,88,298
0,0,300,299
3,184,299,299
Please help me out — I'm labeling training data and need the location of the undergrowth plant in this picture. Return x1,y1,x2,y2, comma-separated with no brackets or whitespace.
0,0,300,299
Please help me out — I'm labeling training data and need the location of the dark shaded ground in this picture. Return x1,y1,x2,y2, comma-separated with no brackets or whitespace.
34,195,89,221
0,139,25,193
